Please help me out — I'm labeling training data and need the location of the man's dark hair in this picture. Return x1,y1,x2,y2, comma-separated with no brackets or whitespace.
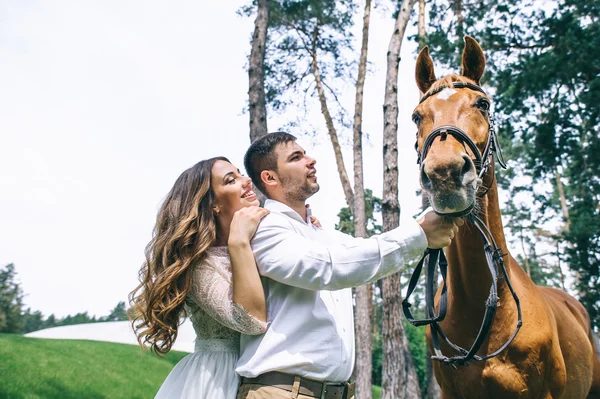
244,132,297,195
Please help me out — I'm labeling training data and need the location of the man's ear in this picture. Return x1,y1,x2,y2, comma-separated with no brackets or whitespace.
260,170,278,188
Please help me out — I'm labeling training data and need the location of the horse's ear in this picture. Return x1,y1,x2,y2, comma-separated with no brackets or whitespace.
415,46,437,94
461,36,486,84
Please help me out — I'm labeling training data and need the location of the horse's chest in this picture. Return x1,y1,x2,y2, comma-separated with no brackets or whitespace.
440,361,545,399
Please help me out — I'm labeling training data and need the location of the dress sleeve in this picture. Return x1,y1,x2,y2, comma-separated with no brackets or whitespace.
187,256,267,335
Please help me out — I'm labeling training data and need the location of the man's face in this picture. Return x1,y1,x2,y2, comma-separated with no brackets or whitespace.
274,141,319,202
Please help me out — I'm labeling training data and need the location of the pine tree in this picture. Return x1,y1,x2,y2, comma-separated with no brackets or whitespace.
0,263,25,333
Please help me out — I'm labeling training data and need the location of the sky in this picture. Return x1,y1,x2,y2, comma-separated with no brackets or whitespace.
0,1,439,318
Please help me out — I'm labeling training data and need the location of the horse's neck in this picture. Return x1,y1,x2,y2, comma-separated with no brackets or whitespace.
446,180,511,304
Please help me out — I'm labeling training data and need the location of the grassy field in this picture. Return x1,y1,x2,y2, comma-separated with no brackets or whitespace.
0,334,188,399
0,334,382,398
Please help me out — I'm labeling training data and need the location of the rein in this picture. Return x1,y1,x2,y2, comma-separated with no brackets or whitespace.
402,81,522,368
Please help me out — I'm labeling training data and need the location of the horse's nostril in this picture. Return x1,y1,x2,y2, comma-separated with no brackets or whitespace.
421,164,433,190
461,155,475,182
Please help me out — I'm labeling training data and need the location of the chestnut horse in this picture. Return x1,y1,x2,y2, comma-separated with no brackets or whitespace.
412,37,600,398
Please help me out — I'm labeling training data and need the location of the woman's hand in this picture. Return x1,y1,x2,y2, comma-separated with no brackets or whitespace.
310,215,322,228
228,206,269,323
228,206,270,246
305,204,322,228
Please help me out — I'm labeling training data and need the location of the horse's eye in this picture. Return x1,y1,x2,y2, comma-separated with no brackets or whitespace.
477,98,491,112
412,113,422,125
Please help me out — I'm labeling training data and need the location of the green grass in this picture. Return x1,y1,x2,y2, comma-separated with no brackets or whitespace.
0,334,188,399
0,334,383,399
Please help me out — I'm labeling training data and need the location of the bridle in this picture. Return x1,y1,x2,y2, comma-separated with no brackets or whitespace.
416,82,507,217
402,81,522,368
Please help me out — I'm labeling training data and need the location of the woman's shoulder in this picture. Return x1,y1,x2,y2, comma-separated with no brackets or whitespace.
191,247,232,280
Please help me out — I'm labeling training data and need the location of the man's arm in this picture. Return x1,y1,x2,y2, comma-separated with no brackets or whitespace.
251,214,428,291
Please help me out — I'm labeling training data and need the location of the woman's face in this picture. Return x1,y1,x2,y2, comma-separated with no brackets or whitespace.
211,160,259,219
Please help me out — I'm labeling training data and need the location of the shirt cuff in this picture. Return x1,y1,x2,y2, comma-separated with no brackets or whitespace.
385,218,428,263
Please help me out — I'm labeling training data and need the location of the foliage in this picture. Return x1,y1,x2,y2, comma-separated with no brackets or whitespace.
1,263,130,334
105,301,129,322
417,0,600,325
22,308,44,334
335,189,382,237
372,385,382,399
239,0,358,130
0,263,25,333
0,334,188,398
371,331,383,386
502,195,565,288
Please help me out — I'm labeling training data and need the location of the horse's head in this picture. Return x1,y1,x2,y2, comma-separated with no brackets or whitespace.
413,37,500,217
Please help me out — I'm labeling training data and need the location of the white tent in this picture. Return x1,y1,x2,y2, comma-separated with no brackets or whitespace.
25,319,196,353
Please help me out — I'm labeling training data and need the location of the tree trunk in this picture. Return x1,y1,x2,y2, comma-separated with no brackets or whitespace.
455,0,464,63
353,0,372,397
555,167,571,233
381,275,421,399
418,0,427,49
381,0,420,398
249,0,269,143
556,239,567,291
455,0,464,35
426,348,442,399
554,166,582,293
310,26,354,210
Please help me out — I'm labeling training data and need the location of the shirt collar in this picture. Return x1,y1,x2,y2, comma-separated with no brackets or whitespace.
264,199,307,224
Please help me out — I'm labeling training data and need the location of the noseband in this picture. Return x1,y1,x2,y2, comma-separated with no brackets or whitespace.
402,82,522,368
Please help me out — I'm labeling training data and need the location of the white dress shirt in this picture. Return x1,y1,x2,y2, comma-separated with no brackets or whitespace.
236,199,428,382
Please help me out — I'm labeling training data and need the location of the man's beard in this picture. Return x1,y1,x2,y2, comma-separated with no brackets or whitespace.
280,175,320,202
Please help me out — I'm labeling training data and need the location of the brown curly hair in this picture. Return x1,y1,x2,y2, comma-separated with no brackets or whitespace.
129,156,229,355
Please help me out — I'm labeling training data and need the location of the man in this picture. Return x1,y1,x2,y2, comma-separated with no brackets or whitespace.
236,132,461,399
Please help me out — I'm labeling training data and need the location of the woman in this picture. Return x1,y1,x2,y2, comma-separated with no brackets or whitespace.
129,157,294,398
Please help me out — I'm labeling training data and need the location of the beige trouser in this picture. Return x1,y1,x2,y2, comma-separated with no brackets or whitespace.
236,381,355,399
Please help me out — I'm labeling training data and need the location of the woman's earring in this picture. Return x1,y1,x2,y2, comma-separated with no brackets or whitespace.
213,205,220,216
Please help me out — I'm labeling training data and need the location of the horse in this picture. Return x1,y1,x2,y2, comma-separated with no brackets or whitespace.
411,36,600,398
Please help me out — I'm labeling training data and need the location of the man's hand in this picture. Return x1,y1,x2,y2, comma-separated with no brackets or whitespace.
417,209,465,249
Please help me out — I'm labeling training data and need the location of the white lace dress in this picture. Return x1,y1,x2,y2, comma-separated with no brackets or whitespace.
155,247,267,399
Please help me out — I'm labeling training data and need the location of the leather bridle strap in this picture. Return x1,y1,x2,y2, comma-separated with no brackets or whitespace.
402,248,448,327
419,123,503,182
402,215,523,368
418,82,487,104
